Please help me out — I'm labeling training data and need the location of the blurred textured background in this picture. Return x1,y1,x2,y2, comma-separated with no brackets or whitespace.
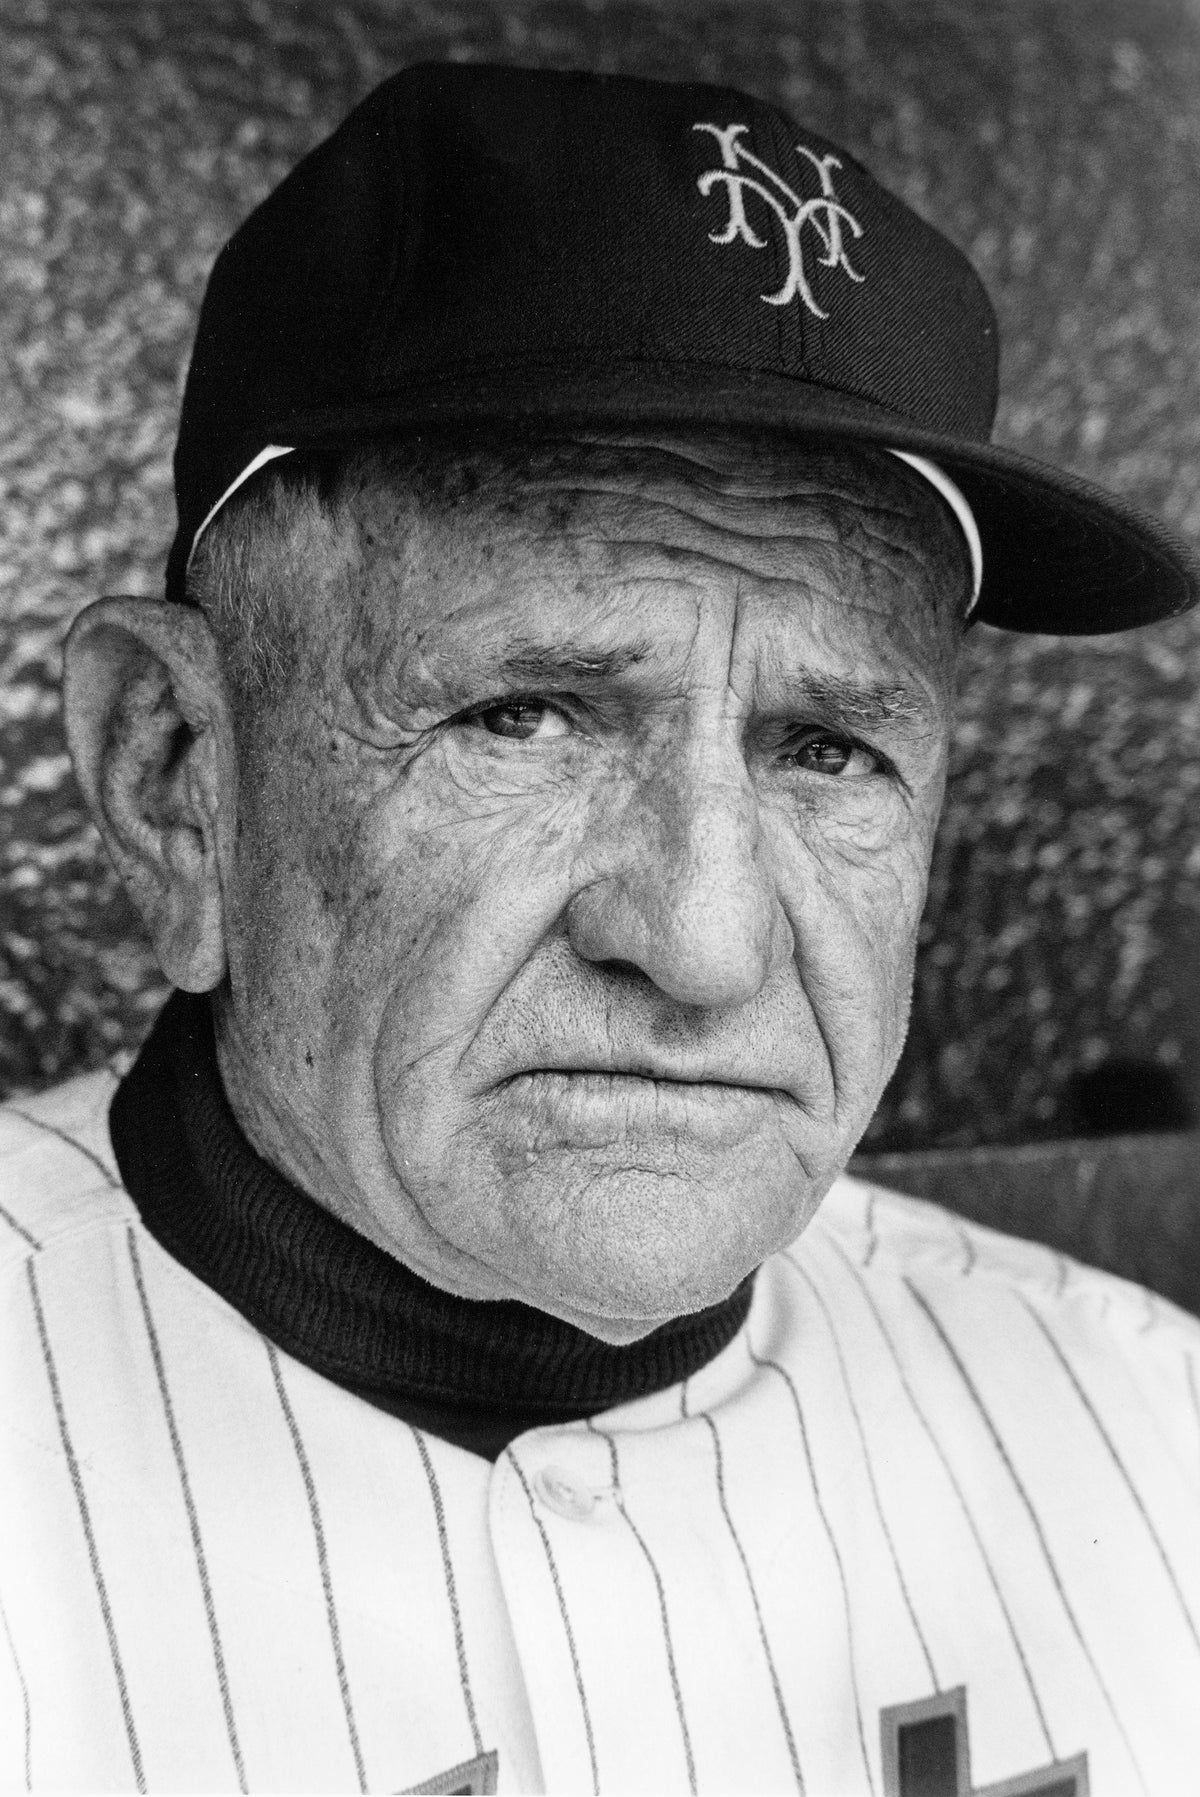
2,0,1199,1153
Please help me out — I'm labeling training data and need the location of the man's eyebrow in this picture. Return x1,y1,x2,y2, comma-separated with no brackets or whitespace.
497,640,654,683
781,673,932,728
491,642,929,725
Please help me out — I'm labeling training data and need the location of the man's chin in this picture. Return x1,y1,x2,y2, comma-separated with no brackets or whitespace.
373,1105,837,1328
484,1169,821,1338
488,1259,750,1346
530,1299,680,1348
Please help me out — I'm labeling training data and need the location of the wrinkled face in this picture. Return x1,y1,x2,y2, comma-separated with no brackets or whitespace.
216,434,966,1340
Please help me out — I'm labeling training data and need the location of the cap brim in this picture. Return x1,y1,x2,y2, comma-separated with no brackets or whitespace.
248,361,1199,635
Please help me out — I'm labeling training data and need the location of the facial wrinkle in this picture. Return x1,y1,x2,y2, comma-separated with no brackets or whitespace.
563,429,900,491
532,478,919,547
506,443,966,614
535,467,928,524
532,491,948,598
567,530,897,600
528,463,912,513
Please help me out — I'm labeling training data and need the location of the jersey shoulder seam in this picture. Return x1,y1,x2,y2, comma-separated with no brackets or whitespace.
821,1172,1200,1340
0,1068,132,1268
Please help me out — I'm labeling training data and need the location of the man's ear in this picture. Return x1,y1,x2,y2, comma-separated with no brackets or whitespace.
63,596,236,993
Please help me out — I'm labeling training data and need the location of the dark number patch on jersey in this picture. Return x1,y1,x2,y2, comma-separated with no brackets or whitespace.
402,1748,499,1794
880,1690,1088,1797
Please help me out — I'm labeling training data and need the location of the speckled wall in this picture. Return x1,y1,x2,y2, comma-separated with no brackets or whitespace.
2,0,1198,1150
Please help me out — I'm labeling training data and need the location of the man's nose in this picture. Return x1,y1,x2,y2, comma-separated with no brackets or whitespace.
565,736,793,1009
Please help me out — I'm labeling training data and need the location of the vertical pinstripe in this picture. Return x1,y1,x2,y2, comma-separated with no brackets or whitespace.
506,1449,599,1796
25,1261,147,1792
0,1207,39,1251
906,1278,1148,1794
0,1589,31,1790
863,1191,879,1267
412,1428,484,1758
698,1410,805,1794
746,1333,875,1796
954,1224,976,1276
827,1236,1058,1763
781,1252,939,1692
126,1231,247,1790
267,1345,367,1793
5,1109,120,1190
1016,1294,1200,1656
588,1421,696,1793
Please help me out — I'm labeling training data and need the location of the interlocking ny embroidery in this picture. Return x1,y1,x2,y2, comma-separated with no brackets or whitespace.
693,122,866,317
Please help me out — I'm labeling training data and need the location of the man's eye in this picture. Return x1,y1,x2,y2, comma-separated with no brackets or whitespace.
467,699,571,741
785,730,880,778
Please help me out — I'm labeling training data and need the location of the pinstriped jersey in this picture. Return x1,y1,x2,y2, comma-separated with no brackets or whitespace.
1,1070,1198,1795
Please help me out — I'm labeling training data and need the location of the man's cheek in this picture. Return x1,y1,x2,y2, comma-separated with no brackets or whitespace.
229,793,334,1008
788,828,932,1093
355,754,590,937
853,862,928,1068
321,800,568,1066
782,801,930,932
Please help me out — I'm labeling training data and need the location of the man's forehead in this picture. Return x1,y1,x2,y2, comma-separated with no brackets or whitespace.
351,431,970,628
326,439,964,717
388,428,945,515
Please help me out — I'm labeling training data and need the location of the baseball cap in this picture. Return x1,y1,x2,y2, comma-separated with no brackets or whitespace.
168,62,1199,633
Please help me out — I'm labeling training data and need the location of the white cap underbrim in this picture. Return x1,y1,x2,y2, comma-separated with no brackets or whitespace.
185,443,296,573
886,450,983,612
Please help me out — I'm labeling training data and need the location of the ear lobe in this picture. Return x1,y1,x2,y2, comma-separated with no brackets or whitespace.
64,597,233,993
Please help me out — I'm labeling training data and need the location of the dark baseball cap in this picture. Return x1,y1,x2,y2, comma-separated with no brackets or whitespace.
168,61,1199,633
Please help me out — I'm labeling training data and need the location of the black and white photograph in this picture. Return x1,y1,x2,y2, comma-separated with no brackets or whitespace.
1,2,1198,1791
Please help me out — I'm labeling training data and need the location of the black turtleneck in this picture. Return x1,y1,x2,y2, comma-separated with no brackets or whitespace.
108,992,754,1460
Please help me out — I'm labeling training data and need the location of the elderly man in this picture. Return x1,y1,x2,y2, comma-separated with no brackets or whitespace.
1,61,1197,1796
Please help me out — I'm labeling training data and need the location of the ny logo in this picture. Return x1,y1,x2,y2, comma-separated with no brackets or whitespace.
880,1690,1089,1797
693,121,866,317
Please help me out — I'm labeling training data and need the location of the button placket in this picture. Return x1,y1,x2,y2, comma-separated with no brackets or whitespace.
494,1426,713,1794
490,1433,621,1791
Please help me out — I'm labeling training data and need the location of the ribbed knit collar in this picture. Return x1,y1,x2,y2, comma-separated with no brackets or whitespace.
109,991,754,1459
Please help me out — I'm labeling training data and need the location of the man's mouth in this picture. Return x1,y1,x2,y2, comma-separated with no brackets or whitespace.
510,1067,768,1090
497,1067,783,1149
500,1052,783,1091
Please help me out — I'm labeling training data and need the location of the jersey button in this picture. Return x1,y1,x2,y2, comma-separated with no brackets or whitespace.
533,1464,596,1521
